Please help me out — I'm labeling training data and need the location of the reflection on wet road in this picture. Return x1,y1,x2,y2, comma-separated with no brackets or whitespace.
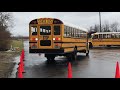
23,41,120,78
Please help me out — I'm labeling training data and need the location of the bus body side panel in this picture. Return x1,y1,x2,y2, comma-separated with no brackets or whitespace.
61,37,88,53
92,39,120,46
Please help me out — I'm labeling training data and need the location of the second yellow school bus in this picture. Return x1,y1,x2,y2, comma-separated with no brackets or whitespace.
90,32,120,48
29,18,89,61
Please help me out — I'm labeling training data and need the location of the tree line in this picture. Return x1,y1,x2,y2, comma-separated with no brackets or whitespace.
89,21,120,32
0,12,13,51
88,21,120,38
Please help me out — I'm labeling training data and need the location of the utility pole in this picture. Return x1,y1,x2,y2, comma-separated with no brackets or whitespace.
99,12,102,32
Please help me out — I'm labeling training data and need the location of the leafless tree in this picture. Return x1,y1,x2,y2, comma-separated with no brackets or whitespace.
89,24,100,32
0,12,13,51
110,22,119,32
102,21,110,32
89,21,120,33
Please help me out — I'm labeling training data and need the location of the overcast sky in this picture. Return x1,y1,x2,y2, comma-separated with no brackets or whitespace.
11,12,120,36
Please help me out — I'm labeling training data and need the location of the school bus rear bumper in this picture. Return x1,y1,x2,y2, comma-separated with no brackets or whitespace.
29,48,64,54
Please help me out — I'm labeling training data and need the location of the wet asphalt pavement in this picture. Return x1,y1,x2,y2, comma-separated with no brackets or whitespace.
23,41,120,78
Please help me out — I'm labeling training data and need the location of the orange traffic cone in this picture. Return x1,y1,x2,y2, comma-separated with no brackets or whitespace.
115,61,120,78
68,62,72,78
21,61,25,73
18,64,23,78
22,49,24,60
19,54,25,73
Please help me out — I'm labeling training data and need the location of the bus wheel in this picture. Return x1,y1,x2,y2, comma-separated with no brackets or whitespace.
107,45,111,47
72,47,77,60
46,57,51,61
47,56,55,61
66,54,72,61
45,54,55,61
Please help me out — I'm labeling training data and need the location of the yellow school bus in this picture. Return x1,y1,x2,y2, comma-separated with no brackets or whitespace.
90,32,120,48
29,18,89,61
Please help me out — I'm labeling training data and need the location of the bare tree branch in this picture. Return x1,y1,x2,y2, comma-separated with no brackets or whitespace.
0,12,13,51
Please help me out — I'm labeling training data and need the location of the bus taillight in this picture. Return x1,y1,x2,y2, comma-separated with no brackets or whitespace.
31,38,38,41
56,37,60,41
31,38,35,41
53,37,61,41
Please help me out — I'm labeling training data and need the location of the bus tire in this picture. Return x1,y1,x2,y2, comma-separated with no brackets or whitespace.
46,57,51,61
72,47,77,60
86,43,89,56
107,45,111,47
45,54,55,61
46,56,55,61
66,53,73,61
46,57,56,64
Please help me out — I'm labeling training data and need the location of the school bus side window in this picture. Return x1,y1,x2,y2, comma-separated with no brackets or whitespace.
93,35,98,39
64,26,67,37
31,26,37,35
